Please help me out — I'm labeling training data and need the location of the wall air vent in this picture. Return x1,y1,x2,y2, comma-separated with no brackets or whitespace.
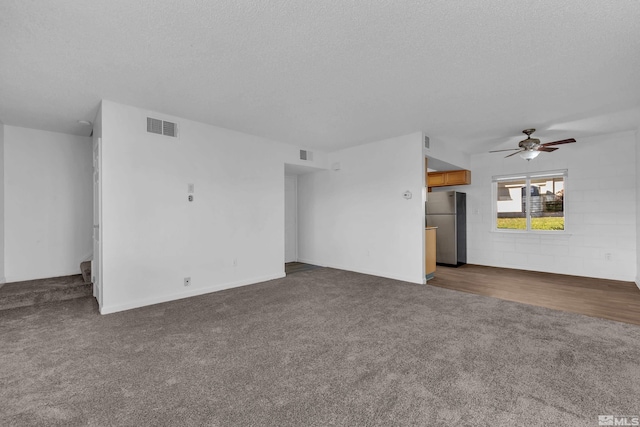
300,150,313,161
424,134,430,151
147,117,178,137
147,117,162,134
162,120,177,137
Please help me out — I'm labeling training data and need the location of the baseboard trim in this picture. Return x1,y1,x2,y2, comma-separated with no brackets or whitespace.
636,275,640,291
99,273,286,315
322,263,423,285
471,261,636,283
4,270,82,283
296,258,326,267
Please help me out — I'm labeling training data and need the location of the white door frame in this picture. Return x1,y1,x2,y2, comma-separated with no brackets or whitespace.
284,174,298,263
92,137,103,306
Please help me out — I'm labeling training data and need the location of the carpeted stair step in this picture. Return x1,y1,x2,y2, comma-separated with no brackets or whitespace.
80,260,92,284
0,275,92,311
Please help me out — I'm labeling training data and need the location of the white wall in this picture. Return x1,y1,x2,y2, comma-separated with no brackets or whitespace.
0,124,4,283
4,126,93,282
424,135,471,171
99,100,328,314
464,131,636,282
297,132,425,284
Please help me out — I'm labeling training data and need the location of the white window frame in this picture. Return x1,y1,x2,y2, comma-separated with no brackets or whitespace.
492,169,568,234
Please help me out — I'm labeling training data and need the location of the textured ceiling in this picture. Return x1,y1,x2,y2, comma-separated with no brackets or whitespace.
1,0,639,153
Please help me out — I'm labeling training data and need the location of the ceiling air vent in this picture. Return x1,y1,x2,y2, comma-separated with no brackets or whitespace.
147,117,178,137
300,150,313,161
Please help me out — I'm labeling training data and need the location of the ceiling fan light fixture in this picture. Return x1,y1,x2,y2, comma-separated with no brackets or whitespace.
520,150,540,161
490,129,576,160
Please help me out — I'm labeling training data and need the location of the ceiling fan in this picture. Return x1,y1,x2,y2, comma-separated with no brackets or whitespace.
490,129,576,161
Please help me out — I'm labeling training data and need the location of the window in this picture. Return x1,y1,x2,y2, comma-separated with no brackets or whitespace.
493,170,567,232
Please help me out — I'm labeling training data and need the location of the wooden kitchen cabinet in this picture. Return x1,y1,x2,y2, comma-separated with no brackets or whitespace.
428,172,446,186
427,169,471,188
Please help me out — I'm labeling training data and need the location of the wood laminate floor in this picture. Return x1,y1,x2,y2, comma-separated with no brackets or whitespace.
428,264,640,326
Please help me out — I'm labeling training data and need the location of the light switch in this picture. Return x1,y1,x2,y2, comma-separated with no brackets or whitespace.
188,183,195,194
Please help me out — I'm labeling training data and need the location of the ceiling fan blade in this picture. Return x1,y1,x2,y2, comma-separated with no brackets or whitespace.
504,150,523,158
490,148,521,153
538,146,559,152
541,138,576,147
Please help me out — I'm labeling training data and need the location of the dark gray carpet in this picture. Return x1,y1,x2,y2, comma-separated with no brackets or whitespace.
285,262,323,275
80,261,92,284
1,268,639,426
0,275,92,311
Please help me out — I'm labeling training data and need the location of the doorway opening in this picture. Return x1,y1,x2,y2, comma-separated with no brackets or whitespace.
284,163,325,275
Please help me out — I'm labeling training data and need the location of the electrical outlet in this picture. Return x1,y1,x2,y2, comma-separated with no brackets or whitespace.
233,258,238,267
604,253,612,262
184,277,191,286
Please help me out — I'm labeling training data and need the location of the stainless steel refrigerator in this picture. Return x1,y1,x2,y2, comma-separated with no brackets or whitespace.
426,191,467,266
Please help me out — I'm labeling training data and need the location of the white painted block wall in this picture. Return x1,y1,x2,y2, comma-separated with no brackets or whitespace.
99,100,328,314
460,131,636,281
297,132,425,284
4,126,93,282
